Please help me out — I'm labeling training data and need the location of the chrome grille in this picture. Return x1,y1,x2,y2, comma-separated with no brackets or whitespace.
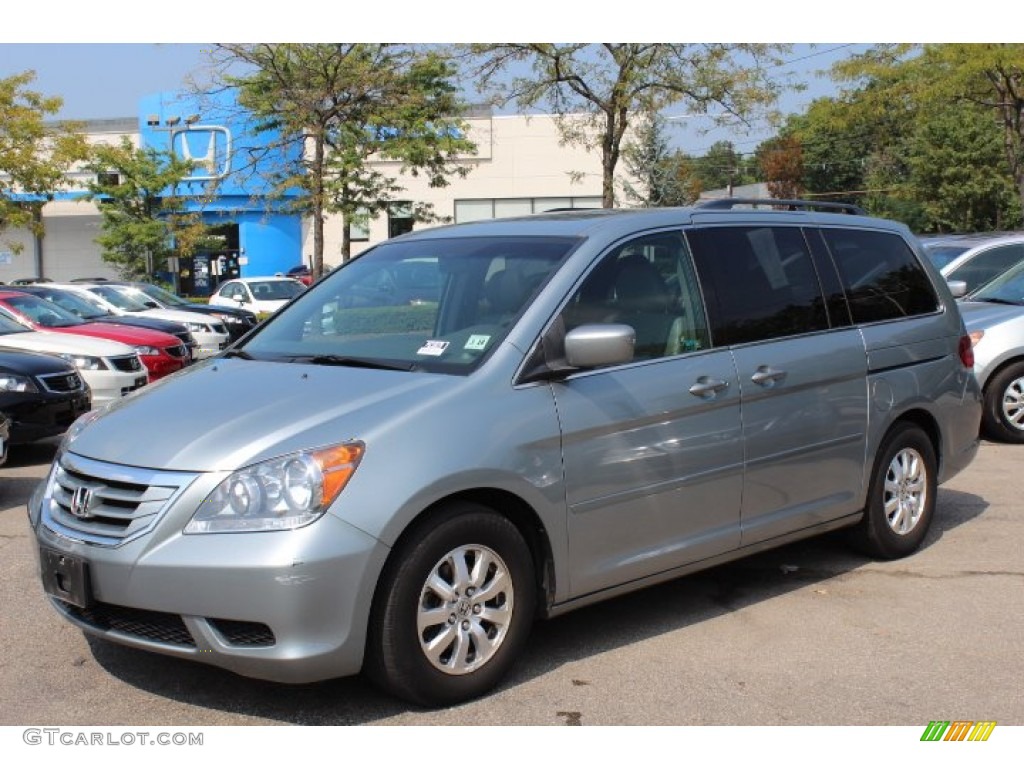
38,371,84,393
109,354,143,372
42,454,196,546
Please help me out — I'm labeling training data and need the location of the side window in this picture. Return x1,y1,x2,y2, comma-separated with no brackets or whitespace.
822,229,939,323
561,231,710,361
947,244,1024,292
687,226,828,345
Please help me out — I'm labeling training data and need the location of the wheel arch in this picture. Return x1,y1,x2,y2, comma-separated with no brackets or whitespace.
888,407,943,474
371,487,557,622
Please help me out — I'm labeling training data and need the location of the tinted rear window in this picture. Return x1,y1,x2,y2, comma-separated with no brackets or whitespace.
822,229,939,323
688,226,828,345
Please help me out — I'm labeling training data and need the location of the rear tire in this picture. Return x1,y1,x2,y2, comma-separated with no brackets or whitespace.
852,423,937,559
366,502,536,706
981,361,1024,443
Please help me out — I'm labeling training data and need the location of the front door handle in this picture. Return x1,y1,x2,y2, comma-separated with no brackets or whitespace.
751,366,787,387
689,377,730,399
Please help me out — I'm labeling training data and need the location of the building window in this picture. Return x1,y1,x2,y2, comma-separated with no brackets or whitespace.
349,207,370,242
96,172,120,187
454,197,603,223
388,202,414,238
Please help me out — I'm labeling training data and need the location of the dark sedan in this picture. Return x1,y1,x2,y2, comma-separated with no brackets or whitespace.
0,347,91,444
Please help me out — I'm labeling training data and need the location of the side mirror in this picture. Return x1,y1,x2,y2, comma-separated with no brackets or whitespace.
564,324,636,369
947,280,968,299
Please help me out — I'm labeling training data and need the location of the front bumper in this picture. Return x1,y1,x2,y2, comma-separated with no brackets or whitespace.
5,390,91,444
82,369,148,406
189,332,231,360
30,457,389,684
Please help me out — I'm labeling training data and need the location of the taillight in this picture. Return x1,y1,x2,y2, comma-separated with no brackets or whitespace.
958,335,975,368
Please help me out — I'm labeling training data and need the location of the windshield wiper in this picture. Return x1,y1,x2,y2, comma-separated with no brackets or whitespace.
972,297,1022,306
221,348,254,360
302,354,416,371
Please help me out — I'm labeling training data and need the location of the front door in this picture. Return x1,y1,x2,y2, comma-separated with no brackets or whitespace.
554,231,744,597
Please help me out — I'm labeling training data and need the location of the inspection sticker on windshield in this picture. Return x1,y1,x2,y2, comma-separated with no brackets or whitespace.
464,334,491,351
417,340,450,357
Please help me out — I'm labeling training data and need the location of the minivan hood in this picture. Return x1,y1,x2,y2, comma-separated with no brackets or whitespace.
67,358,453,472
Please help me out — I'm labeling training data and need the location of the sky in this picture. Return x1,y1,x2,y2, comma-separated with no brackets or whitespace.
0,41,868,156
0,2,1014,156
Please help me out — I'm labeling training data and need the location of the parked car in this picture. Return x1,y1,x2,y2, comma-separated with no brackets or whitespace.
209,276,305,314
0,347,91,445
30,202,981,706
12,284,197,357
0,291,188,381
106,281,260,343
0,313,145,406
48,283,229,359
958,258,1024,442
920,232,1024,294
285,265,313,286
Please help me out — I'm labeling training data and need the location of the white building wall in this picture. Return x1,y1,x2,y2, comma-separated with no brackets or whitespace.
0,118,135,283
312,113,628,267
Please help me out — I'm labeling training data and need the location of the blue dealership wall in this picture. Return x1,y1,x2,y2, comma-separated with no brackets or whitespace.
139,89,304,280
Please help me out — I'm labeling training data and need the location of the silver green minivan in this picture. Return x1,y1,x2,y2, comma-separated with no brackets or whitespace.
30,203,982,705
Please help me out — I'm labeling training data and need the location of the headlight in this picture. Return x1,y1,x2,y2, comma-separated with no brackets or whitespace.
185,442,365,534
185,322,210,333
0,373,38,392
211,313,242,324
134,345,161,356
58,353,108,371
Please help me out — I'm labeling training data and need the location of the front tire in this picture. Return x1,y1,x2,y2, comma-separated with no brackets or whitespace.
981,361,1024,443
366,503,536,706
852,423,937,559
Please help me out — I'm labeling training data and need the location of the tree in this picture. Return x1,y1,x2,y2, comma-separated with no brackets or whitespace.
620,114,701,206
0,71,87,250
833,44,1024,215
208,44,475,273
466,44,787,207
85,138,208,280
756,134,804,199
692,140,752,192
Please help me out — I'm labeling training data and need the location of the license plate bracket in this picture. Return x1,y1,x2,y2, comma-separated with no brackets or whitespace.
40,547,92,609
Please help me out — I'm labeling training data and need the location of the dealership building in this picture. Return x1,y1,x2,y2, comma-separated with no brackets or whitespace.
2,90,617,293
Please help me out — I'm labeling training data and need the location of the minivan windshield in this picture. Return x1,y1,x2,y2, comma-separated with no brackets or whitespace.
241,235,579,373
969,259,1024,305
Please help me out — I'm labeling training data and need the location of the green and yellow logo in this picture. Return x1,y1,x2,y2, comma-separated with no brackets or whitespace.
921,721,996,742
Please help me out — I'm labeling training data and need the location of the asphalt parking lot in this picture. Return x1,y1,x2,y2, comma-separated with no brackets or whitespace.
1,438,1021,726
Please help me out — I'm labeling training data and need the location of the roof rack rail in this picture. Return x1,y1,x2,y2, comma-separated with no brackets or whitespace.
696,198,868,216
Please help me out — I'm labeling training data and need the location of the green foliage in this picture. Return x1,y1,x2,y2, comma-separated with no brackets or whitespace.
0,71,87,250
691,140,757,192
85,137,208,280
211,44,475,271
827,43,1024,227
620,115,701,206
467,44,789,207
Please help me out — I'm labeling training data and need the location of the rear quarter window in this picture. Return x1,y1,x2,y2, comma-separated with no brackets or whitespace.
822,229,939,323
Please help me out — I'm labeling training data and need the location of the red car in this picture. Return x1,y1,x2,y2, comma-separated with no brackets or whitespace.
0,290,189,380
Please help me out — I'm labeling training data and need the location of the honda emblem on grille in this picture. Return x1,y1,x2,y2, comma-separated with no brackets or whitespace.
69,487,95,519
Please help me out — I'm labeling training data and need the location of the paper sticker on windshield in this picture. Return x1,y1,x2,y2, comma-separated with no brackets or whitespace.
417,340,450,357
464,334,491,351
